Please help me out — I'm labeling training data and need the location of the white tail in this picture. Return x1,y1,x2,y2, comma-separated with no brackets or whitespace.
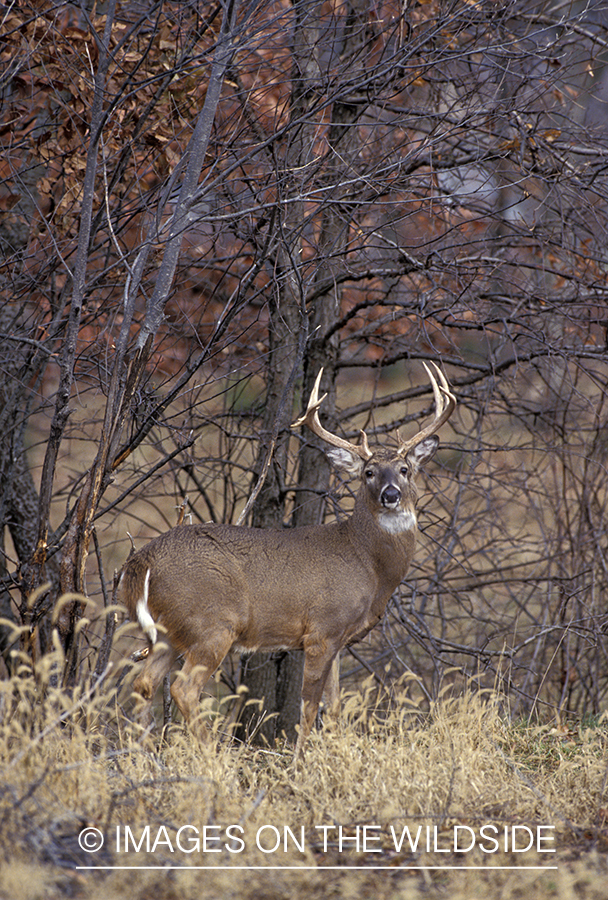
117,364,456,758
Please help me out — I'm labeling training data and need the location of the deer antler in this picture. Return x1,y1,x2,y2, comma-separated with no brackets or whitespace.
292,369,373,461
396,361,456,456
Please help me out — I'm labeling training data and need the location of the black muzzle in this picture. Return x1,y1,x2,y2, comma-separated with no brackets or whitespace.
380,484,401,508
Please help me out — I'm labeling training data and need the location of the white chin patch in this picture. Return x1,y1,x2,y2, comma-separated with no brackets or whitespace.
378,510,417,534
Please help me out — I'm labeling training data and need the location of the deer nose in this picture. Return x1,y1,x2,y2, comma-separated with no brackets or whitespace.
380,484,401,508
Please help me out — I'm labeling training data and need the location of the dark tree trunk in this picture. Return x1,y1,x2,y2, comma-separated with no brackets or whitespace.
236,0,368,747
237,289,305,745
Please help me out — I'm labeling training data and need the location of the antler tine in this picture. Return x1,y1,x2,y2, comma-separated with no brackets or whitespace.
291,368,373,461
397,361,456,457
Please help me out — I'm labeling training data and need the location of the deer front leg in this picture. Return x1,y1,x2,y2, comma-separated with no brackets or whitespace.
294,645,339,762
322,654,341,719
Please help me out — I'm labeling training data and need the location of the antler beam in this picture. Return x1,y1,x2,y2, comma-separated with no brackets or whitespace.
291,369,373,460
396,361,456,456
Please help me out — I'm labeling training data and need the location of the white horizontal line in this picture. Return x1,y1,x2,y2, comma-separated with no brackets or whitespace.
76,865,559,871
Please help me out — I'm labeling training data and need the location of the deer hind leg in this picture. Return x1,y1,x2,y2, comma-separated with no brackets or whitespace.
170,630,235,740
132,641,176,730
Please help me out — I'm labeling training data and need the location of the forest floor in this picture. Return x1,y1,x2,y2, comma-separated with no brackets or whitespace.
1,665,607,900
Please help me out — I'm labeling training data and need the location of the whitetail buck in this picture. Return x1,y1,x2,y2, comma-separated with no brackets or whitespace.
117,363,455,758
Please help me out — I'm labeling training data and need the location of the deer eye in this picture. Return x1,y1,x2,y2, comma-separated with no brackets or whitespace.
365,469,374,479
400,466,409,477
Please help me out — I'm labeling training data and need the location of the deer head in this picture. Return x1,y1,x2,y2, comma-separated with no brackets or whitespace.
293,361,454,532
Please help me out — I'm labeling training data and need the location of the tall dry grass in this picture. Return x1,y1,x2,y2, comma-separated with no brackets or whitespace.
0,645,607,900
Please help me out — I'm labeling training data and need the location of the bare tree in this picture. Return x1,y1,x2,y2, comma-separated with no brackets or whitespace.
1,0,607,736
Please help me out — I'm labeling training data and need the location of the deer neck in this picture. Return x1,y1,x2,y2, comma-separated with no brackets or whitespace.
349,497,417,579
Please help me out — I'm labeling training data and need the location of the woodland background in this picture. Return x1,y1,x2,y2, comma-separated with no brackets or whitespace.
2,0,608,747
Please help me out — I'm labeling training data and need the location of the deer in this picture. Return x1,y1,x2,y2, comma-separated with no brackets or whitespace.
116,363,455,759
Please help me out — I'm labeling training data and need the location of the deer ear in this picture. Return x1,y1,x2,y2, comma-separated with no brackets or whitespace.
325,446,365,478
406,435,439,471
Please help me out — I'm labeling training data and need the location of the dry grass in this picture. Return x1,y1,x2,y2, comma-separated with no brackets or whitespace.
0,654,607,900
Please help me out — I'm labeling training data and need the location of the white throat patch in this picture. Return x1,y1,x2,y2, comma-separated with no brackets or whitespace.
378,509,417,534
